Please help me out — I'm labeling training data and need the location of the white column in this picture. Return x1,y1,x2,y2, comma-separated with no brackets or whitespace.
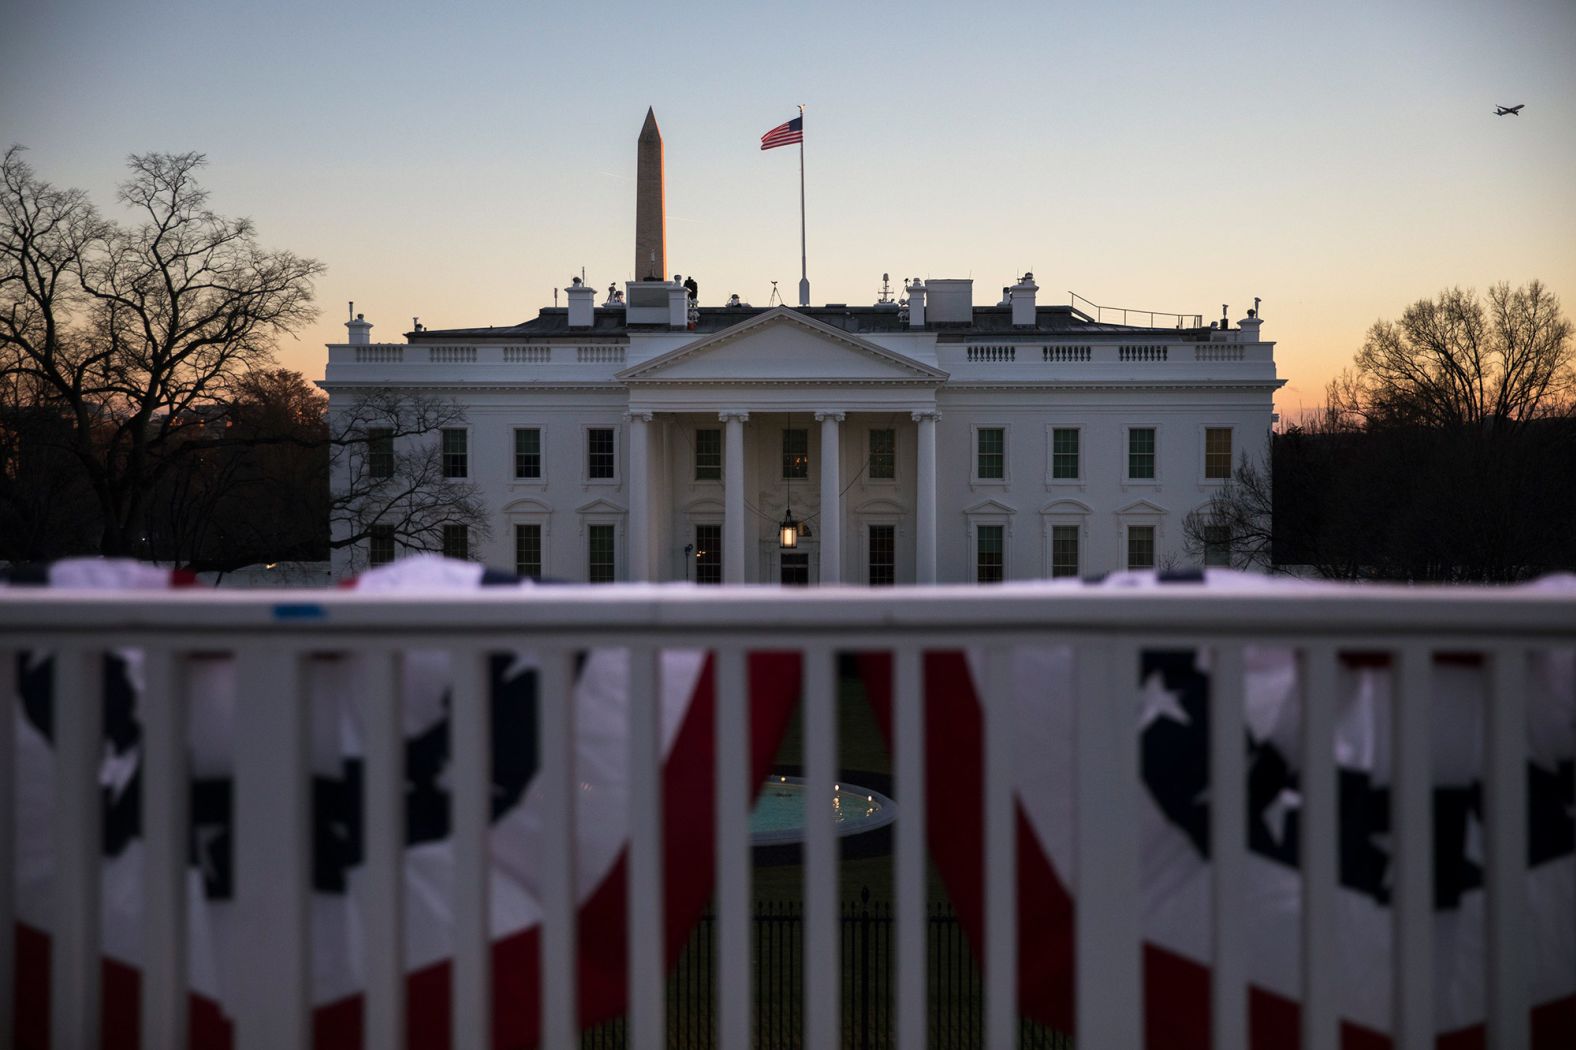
913,410,938,583
816,411,844,584
722,412,748,583
627,412,652,581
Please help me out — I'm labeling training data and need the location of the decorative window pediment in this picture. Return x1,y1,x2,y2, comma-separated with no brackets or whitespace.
853,496,907,517
503,496,554,515
575,497,628,517
1115,498,1168,518
963,497,1018,518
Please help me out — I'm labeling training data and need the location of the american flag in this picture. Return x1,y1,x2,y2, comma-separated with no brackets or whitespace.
760,115,803,150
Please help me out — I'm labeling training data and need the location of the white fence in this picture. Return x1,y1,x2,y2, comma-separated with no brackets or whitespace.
2,582,1572,1050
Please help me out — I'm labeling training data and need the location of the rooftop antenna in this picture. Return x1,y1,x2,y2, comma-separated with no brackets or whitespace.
769,281,782,307
1221,303,1230,329
1253,296,1262,316
878,273,893,303
348,301,354,321
554,288,559,308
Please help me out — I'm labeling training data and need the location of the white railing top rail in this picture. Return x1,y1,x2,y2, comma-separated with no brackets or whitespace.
1,581,1570,642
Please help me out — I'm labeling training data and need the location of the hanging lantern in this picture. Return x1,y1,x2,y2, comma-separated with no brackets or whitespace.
779,508,800,549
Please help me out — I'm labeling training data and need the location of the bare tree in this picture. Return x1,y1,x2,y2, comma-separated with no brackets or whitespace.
329,390,491,572
1181,447,1276,572
1331,282,1573,429
0,146,325,554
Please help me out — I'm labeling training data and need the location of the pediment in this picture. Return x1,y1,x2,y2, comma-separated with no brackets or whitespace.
853,497,907,516
575,497,627,515
617,308,947,384
502,497,553,514
1115,498,1168,516
963,498,1017,517
1040,498,1093,516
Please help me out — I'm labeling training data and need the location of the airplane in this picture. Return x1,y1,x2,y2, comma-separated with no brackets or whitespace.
1495,104,1525,116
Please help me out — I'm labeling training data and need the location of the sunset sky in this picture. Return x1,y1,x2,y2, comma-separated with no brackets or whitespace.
4,0,1572,416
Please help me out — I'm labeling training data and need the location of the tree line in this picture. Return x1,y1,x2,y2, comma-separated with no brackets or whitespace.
1,146,486,572
1184,281,1575,581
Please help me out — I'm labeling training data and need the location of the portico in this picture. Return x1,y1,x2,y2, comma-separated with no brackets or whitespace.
616,308,947,585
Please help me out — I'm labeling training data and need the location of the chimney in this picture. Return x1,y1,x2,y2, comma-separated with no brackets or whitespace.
905,279,926,327
566,276,595,328
924,279,973,323
1011,272,1038,327
667,278,690,328
1237,307,1263,343
346,307,373,346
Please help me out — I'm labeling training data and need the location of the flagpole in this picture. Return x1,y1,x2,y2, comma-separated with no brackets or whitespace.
797,104,809,308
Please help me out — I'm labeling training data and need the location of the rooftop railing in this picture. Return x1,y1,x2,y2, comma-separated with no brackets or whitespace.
1069,291,1205,331
2,581,1570,1050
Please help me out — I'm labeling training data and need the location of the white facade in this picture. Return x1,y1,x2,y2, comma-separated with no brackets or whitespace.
321,280,1281,585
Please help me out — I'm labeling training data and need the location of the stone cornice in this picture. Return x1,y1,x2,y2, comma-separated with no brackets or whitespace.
319,377,1283,395
942,379,1286,392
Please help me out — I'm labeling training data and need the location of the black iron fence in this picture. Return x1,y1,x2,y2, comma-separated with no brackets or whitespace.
581,890,1071,1049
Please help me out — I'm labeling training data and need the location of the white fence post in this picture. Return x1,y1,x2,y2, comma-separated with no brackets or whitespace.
1074,641,1141,1049
803,645,839,1050
0,649,15,1045
1299,645,1339,1050
627,645,665,1050
450,648,492,1050
983,645,1018,1050
1392,646,1433,1050
1486,647,1530,1050
141,649,188,1050
234,647,310,1050
893,645,927,1050
540,647,579,1050
52,649,103,1050
361,652,405,1050
714,647,751,1050
1209,645,1247,1050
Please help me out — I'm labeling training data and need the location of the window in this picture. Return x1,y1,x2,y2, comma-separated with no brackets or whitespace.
514,428,541,480
1204,524,1231,567
694,524,721,585
369,524,395,566
1204,428,1233,480
1051,525,1079,578
1051,428,1080,480
976,428,1005,480
1127,525,1155,570
868,429,895,480
1127,428,1156,480
441,428,468,479
588,523,615,583
587,428,615,480
515,523,542,579
442,524,469,561
368,428,393,479
694,428,721,481
780,552,810,586
976,525,1004,583
782,429,808,479
868,525,895,586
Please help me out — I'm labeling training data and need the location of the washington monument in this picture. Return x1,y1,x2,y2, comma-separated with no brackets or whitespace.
636,108,665,280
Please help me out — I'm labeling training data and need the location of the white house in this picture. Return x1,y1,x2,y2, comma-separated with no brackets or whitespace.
320,273,1280,585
